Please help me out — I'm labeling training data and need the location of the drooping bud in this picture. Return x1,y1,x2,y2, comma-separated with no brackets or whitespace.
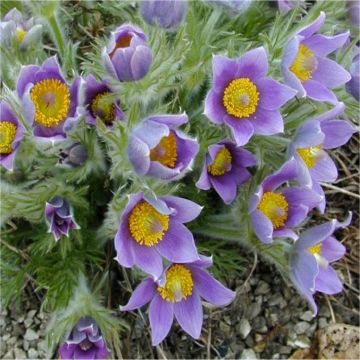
59,143,88,167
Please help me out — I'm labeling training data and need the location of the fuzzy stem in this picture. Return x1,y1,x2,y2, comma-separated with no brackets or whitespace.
48,14,65,58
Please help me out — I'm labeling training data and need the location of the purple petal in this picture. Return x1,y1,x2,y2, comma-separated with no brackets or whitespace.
315,101,345,122
130,45,152,81
120,278,156,311
321,236,346,263
127,135,151,176
211,55,239,93
147,161,181,180
112,47,135,82
283,187,322,214
196,163,211,190
298,12,326,38
148,113,188,127
204,89,227,124
320,120,356,149
132,119,169,148
303,32,350,57
114,225,135,268
74,347,96,360
311,180,326,214
161,196,202,223
237,47,268,80
293,119,324,148
303,80,338,104
59,343,76,359
315,266,343,295
209,174,237,204
16,64,39,97
310,152,338,183
188,254,213,269
250,108,284,136
250,210,274,244
132,242,164,279
273,228,298,240
224,117,254,146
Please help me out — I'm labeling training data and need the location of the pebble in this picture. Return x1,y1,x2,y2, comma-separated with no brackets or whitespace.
300,311,314,322
24,328,39,341
23,340,29,351
14,347,27,359
295,321,310,334
3,349,14,359
238,318,252,339
318,317,328,328
240,349,258,359
24,318,33,328
28,348,38,359
279,346,292,355
17,315,25,324
254,281,270,295
27,310,37,319
246,303,261,320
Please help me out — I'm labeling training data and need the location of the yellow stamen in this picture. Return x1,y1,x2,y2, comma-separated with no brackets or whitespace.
157,264,193,302
290,44,317,82
150,132,177,168
90,92,116,125
223,78,259,118
258,192,289,229
208,147,232,176
15,27,26,44
128,201,169,247
308,243,322,255
30,79,70,128
297,145,322,169
0,121,17,154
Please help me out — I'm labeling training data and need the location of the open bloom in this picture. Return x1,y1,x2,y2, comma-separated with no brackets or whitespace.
0,100,24,171
81,74,124,127
282,12,350,104
0,8,42,50
346,53,359,102
196,140,257,204
290,102,356,212
59,317,110,360
204,47,296,146
102,24,152,82
290,214,351,315
249,159,322,244
115,193,202,279
127,114,199,181
45,196,79,241
16,56,81,141
120,256,235,345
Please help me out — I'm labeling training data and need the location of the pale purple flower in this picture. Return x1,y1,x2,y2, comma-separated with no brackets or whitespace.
0,100,24,171
196,140,257,204
120,256,235,345
346,53,359,101
289,214,351,315
59,317,110,360
45,197,79,241
282,12,351,104
16,56,81,141
114,193,202,279
249,158,322,244
204,47,296,146
127,114,199,181
346,0,360,27
102,24,152,82
276,0,304,13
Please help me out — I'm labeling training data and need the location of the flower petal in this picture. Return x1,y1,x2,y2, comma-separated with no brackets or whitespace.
127,135,151,176
321,236,346,263
120,278,156,311
237,47,268,80
204,89,227,124
130,45,152,81
132,243,164,279
161,196,202,223
209,174,237,204
225,116,254,146
250,108,284,136
303,32,349,57
320,120,356,149
302,80,338,104
298,12,326,38
250,209,274,244
310,152,338,183
315,266,343,294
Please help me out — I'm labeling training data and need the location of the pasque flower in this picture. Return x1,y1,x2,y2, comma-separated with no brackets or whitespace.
45,196,79,241
59,317,110,360
276,0,304,13
196,140,257,204
282,12,350,104
290,102,356,212
16,56,81,141
346,53,359,102
115,193,202,279
346,0,360,27
289,214,351,315
127,114,199,181
204,47,296,146
120,256,235,345
0,100,24,171
59,142,88,167
140,0,188,29
102,24,152,82
249,159,322,244
81,74,124,127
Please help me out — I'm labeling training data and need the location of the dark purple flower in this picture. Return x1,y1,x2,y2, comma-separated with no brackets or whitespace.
0,100,24,171
120,256,235,345
81,74,124,127
140,0,188,29
16,56,81,141
102,24,152,82
346,53,359,101
127,114,199,181
204,47,296,146
196,140,257,204
282,12,350,104
249,159,322,244
45,196,79,242
114,193,202,279
289,214,351,315
276,0,304,13
59,142,88,167
59,317,110,360
290,102,356,213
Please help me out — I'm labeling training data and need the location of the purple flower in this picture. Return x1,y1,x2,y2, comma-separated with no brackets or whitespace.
204,47,296,146
282,12,350,104
59,317,110,360
59,142,88,167
102,24,152,82
16,56,81,141
346,53,359,101
276,0,304,13
289,214,351,315
346,0,360,27
114,193,202,279
249,159,322,244
140,0,188,29
127,114,199,181
196,140,257,204
81,74,124,127
290,102,356,213
120,256,235,345
45,197,79,241
0,100,24,171
0,8,42,50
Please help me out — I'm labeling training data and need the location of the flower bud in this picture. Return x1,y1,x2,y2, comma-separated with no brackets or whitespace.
346,53,359,101
59,143,88,167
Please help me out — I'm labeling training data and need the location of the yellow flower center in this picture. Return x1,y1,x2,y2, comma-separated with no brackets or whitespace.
223,78,259,118
257,192,289,229
128,201,169,247
15,27,26,44
30,79,70,128
297,145,322,169
149,132,177,168
308,243,322,255
157,264,193,302
208,147,232,176
90,92,116,125
290,44,318,82
0,121,17,154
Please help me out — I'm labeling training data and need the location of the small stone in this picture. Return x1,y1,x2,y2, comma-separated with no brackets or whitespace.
318,317,328,328
220,321,231,333
24,328,39,341
300,310,314,322
12,323,23,337
27,310,37,319
17,315,24,323
7,336,17,345
294,335,311,348
2,334,10,341
0,316,6,328
254,281,270,295
280,346,292,355
240,349,258,359
272,354,280,359
253,317,268,334
238,318,252,339
37,340,48,352
295,321,310,334
23,340,29,351
267,294,287,308
37,312,45,320
24,318,33,328
3,349,14,359
14,348,27,359
28,349,38,359
246,303,261,320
